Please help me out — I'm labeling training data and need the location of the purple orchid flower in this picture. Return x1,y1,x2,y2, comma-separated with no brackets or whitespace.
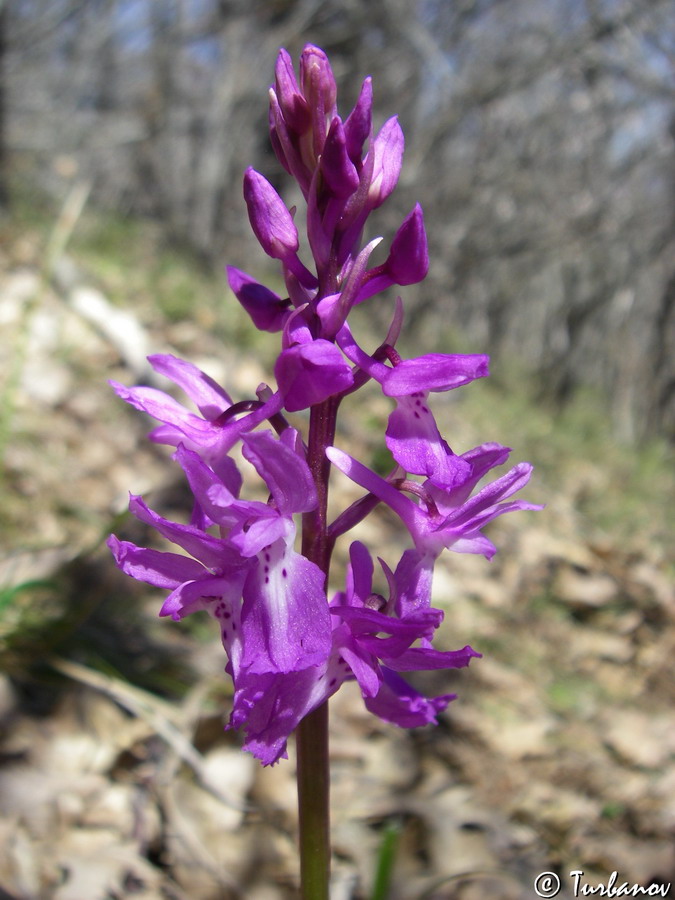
110,43,541,780
108,428,332,732
327,445,541,619
274,311,354,412
220,540,480,765
327,445,539,561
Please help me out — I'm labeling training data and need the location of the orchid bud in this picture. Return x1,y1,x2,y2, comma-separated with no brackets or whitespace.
367,117,404,209
243,167,299,261
344,77,373,164
226,266,291,332
385,203,428,285
320,117,360,197
299,44,337,116
274,48,311,134
300,44,337,158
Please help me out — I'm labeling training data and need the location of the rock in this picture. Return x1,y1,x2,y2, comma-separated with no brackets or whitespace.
603,709,675,769
69,285,150,376
554,567,617,609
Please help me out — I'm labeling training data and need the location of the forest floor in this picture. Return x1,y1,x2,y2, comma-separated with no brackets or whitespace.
0,204,674,900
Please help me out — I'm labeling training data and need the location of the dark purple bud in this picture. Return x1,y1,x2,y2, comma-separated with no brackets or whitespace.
226,266,291,332
344,77,373,163
275,49,311,133
320,117,360,197
385,204,428,285
243,167,299,261
367,117,404,209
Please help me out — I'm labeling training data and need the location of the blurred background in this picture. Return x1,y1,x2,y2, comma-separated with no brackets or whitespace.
0,1,674,899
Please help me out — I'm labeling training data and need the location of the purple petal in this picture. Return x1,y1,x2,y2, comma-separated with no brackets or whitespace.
299,44,337,152
160,574,246,622
229,513,290,558
241,430,317,515
364,668,455,727
339,639,381,698
386,644,481,672
446,533,498,558
300,44,337,110
386,394,469,483
110,382,213,441
128,494,240,571
345,540,374,607
230,665,334,766
306,168,333,267
332,605,443,658
269,88,312,190
240,542,330,674
428,442,512,505
443,462,538,531
107,535,205,589
382,354,489,397
393,549,435,616
173,444,266,531
275,340,354,412
147,354,233,419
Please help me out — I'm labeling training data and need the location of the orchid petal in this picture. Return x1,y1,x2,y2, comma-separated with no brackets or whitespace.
240,542,330,674
242,430,317,515
147,353,233,418
364,668,455,727
107,536,205,589
275,340,353,412
382,353,489,397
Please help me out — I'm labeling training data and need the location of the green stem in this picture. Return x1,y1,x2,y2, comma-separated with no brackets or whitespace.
297,398,339,899
296,701,331,899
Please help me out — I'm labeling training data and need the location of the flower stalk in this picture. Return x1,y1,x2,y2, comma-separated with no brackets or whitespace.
297,398,338,897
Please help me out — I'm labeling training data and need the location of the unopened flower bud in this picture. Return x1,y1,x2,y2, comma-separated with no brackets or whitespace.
299,44,337,115
321,117,360,197
274,48,311,133
243,167,299,261
385,204,428,285
226,266,291,332
367,117,404,209
344,77,373,163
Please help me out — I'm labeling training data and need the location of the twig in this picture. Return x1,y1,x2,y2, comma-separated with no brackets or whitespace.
49,655,249,812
